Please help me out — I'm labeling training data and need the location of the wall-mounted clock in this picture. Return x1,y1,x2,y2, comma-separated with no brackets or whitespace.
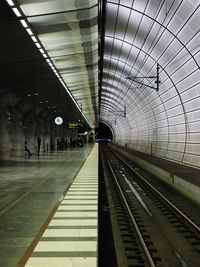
55,116,63,125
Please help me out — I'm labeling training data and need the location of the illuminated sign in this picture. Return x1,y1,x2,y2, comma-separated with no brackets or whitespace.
68,123,79,128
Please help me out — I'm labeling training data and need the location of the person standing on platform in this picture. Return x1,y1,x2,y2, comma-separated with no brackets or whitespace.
37,136,41,156
25,141,31,158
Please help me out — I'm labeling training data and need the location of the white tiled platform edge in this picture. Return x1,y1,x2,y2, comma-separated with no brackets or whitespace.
25,144,98,267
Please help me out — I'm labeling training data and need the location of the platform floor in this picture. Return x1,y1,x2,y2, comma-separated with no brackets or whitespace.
22,144,98,267
0,144,96,267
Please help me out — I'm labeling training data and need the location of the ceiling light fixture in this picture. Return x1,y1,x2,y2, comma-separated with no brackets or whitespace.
39,48,45,54
12,8,21,17
26,28,33,36
31,36,37,42
42,53,47,58
20,20,28,28
6,0,15,6
35,42,41,48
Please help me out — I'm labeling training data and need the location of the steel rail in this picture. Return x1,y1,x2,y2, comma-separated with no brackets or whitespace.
115,152,200,233
107,159,156,267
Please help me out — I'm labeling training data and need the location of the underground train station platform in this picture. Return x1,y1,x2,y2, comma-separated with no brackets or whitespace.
0,144,98,267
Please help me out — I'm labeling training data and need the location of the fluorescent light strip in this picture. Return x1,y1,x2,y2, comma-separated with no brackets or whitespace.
35,42,41,48
26,28,33,35
58,81,82,114
6,0,15,6
39,48,45,53
47,69,90,126
12,7,21,17
63,86,80,110
20,20,28,28
31,36,37,42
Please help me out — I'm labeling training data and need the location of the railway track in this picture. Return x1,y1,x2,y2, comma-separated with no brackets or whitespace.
101,145,200,267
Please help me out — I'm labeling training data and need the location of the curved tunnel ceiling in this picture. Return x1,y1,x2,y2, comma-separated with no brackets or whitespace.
100,0,200,168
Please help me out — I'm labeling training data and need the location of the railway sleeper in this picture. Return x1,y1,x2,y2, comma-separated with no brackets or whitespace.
137,225,147,231
117,218,129,222
117,217,130,222
127,259,145,265
121,232,134,238
126,252,145,261
141,234,150,239
122,237,136,243
125,247,142,255
163,211,172,215
158,207,168,212
169,218,182,224
128,262,145,267
124,244,141,250
152,256,162,263
143,240,154,246
119,223,131,227
190,240,200,246
120,226,133,232
121,230,134,236
148,248,157,253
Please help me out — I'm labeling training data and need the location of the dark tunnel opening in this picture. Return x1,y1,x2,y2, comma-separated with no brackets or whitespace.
95,122,113,141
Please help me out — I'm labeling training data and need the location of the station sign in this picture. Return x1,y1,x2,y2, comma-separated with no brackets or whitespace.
68,122,79,128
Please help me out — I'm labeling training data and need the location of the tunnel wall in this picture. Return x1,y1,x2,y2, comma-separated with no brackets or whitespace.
108,79,200,169
100,1,200,169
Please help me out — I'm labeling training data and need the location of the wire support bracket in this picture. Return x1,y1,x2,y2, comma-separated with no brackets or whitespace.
105,105,126,118
127,63,161,91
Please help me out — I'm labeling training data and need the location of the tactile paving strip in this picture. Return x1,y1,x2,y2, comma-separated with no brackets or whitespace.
25,144,98,267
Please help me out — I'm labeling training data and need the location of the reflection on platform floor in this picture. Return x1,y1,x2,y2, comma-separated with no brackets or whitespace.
0,145,94,267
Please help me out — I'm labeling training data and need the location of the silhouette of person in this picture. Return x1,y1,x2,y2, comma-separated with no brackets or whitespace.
25,141,31,158
37,136,41,156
